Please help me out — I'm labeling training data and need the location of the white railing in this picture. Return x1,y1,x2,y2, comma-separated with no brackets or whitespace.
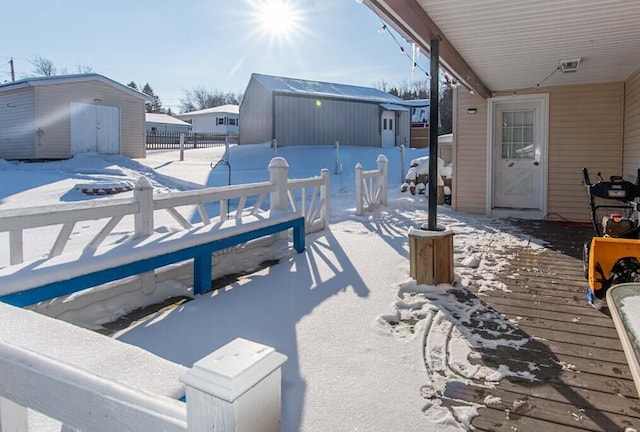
355,154,388,216
0,157,329,268
0,303,286,432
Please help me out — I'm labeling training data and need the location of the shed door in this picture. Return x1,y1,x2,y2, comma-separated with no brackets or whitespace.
492,101,543,210
381,111,395,147
70,103,120,155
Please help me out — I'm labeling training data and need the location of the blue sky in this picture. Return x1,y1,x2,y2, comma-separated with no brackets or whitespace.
1,0,430,112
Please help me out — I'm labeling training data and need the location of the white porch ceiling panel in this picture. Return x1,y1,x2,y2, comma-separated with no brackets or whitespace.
411,0,640,92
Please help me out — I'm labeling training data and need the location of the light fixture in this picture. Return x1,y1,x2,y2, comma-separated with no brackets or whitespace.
467,108,478,114
560,58,581,73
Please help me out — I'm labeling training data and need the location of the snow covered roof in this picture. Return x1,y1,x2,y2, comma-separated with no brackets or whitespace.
380,103,409,112
403,99,430,107
176,105,239,117
251,73,409,105
0,73,154,102
146,113,192,126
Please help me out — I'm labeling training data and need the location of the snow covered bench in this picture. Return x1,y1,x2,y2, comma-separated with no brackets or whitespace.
0,210,304,307
0,302,287,431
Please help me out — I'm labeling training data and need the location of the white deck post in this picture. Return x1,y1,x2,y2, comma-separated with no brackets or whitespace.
0,397,28,432
180,338,287,432
377,154,389,206
355,163,363,216
269,157,289,212
134,176,154,238
320,168,330,230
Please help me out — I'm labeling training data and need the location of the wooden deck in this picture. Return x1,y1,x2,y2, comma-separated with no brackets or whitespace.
458,220,640,431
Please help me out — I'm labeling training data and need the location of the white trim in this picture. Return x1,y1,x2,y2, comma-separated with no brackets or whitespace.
486,93,549,219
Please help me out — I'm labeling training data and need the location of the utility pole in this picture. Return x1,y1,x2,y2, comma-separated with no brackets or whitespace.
9,58,15,81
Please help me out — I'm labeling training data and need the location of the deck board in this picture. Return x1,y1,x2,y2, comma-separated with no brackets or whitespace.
460,220,640,430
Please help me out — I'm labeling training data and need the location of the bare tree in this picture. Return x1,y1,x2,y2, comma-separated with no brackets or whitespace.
30,54,57,76
76,65,93,74
180,87,242,113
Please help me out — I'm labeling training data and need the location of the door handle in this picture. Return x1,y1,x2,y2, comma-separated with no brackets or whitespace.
533,161,539,166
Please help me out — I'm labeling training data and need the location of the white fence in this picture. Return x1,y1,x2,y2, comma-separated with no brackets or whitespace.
0,301,286,431
0,157,329,268
355,155,388,216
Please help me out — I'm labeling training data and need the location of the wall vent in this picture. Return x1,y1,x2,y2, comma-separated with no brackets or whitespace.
560,58,582,73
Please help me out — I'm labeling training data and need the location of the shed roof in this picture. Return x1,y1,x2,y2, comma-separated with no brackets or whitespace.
0,73,154,102
251,73,409,105
176,105,240,117
145,113,192,126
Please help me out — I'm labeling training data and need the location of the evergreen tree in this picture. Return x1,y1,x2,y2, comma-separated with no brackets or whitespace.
439,83,453,134
143,83,164,113
127,81,138,90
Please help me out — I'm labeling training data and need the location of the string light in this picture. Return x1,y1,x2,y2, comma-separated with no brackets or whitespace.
377,19,431,79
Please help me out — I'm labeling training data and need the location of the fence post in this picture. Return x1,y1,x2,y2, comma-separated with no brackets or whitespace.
355,163,363,216
180,338,287,432
194,133,198,149
269,157,289,212
334,141,340,175
134,176,154,238
272,139,278,157
377,154,388,206
224,136,230,162
180,133,185,161
320,168,330,229
9,230,23,265
400,144,406,184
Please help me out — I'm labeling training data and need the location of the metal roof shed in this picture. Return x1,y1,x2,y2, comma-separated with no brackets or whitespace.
239,73,410,148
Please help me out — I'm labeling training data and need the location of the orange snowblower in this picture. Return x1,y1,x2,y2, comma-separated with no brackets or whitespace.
582,168,640,303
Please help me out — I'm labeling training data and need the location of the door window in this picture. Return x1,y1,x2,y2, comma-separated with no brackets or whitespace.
502,110,534,159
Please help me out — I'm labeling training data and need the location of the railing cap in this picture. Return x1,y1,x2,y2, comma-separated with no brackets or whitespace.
136,176,153,190
268,157,289,169
180,338,287,403
377,154,389,163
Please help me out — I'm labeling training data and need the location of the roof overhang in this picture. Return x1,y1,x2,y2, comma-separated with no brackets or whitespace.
380,103,409,111
363,0,640,98
0,74,154,102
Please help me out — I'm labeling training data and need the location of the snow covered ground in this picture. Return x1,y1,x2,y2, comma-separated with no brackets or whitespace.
0,144,548,431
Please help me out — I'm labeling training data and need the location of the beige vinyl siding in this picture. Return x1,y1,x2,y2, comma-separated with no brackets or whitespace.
452,89,487,214
623,70,640,180
545,83,623,222
34,81,146,159
0,88,36,159
455,82,623,221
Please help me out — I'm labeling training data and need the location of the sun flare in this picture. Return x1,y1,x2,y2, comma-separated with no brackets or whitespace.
253,0,302,40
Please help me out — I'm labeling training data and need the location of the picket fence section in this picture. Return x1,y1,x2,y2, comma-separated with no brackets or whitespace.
355,154,388,216
146,132,238,150
0,157,328,267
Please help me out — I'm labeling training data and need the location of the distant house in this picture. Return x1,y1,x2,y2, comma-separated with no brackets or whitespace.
404,99,431,126
239,73,411,147
0,73,152,160
145,113,192,134
175,105,239,134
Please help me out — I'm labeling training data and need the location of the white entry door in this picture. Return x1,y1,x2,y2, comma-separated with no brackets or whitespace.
492,100,546,212
381,111,395,147
70,103,120,155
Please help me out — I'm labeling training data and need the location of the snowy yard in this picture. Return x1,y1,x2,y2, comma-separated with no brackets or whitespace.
0,144,555,431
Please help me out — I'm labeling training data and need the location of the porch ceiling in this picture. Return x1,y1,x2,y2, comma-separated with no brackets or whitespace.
365,0,640,96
